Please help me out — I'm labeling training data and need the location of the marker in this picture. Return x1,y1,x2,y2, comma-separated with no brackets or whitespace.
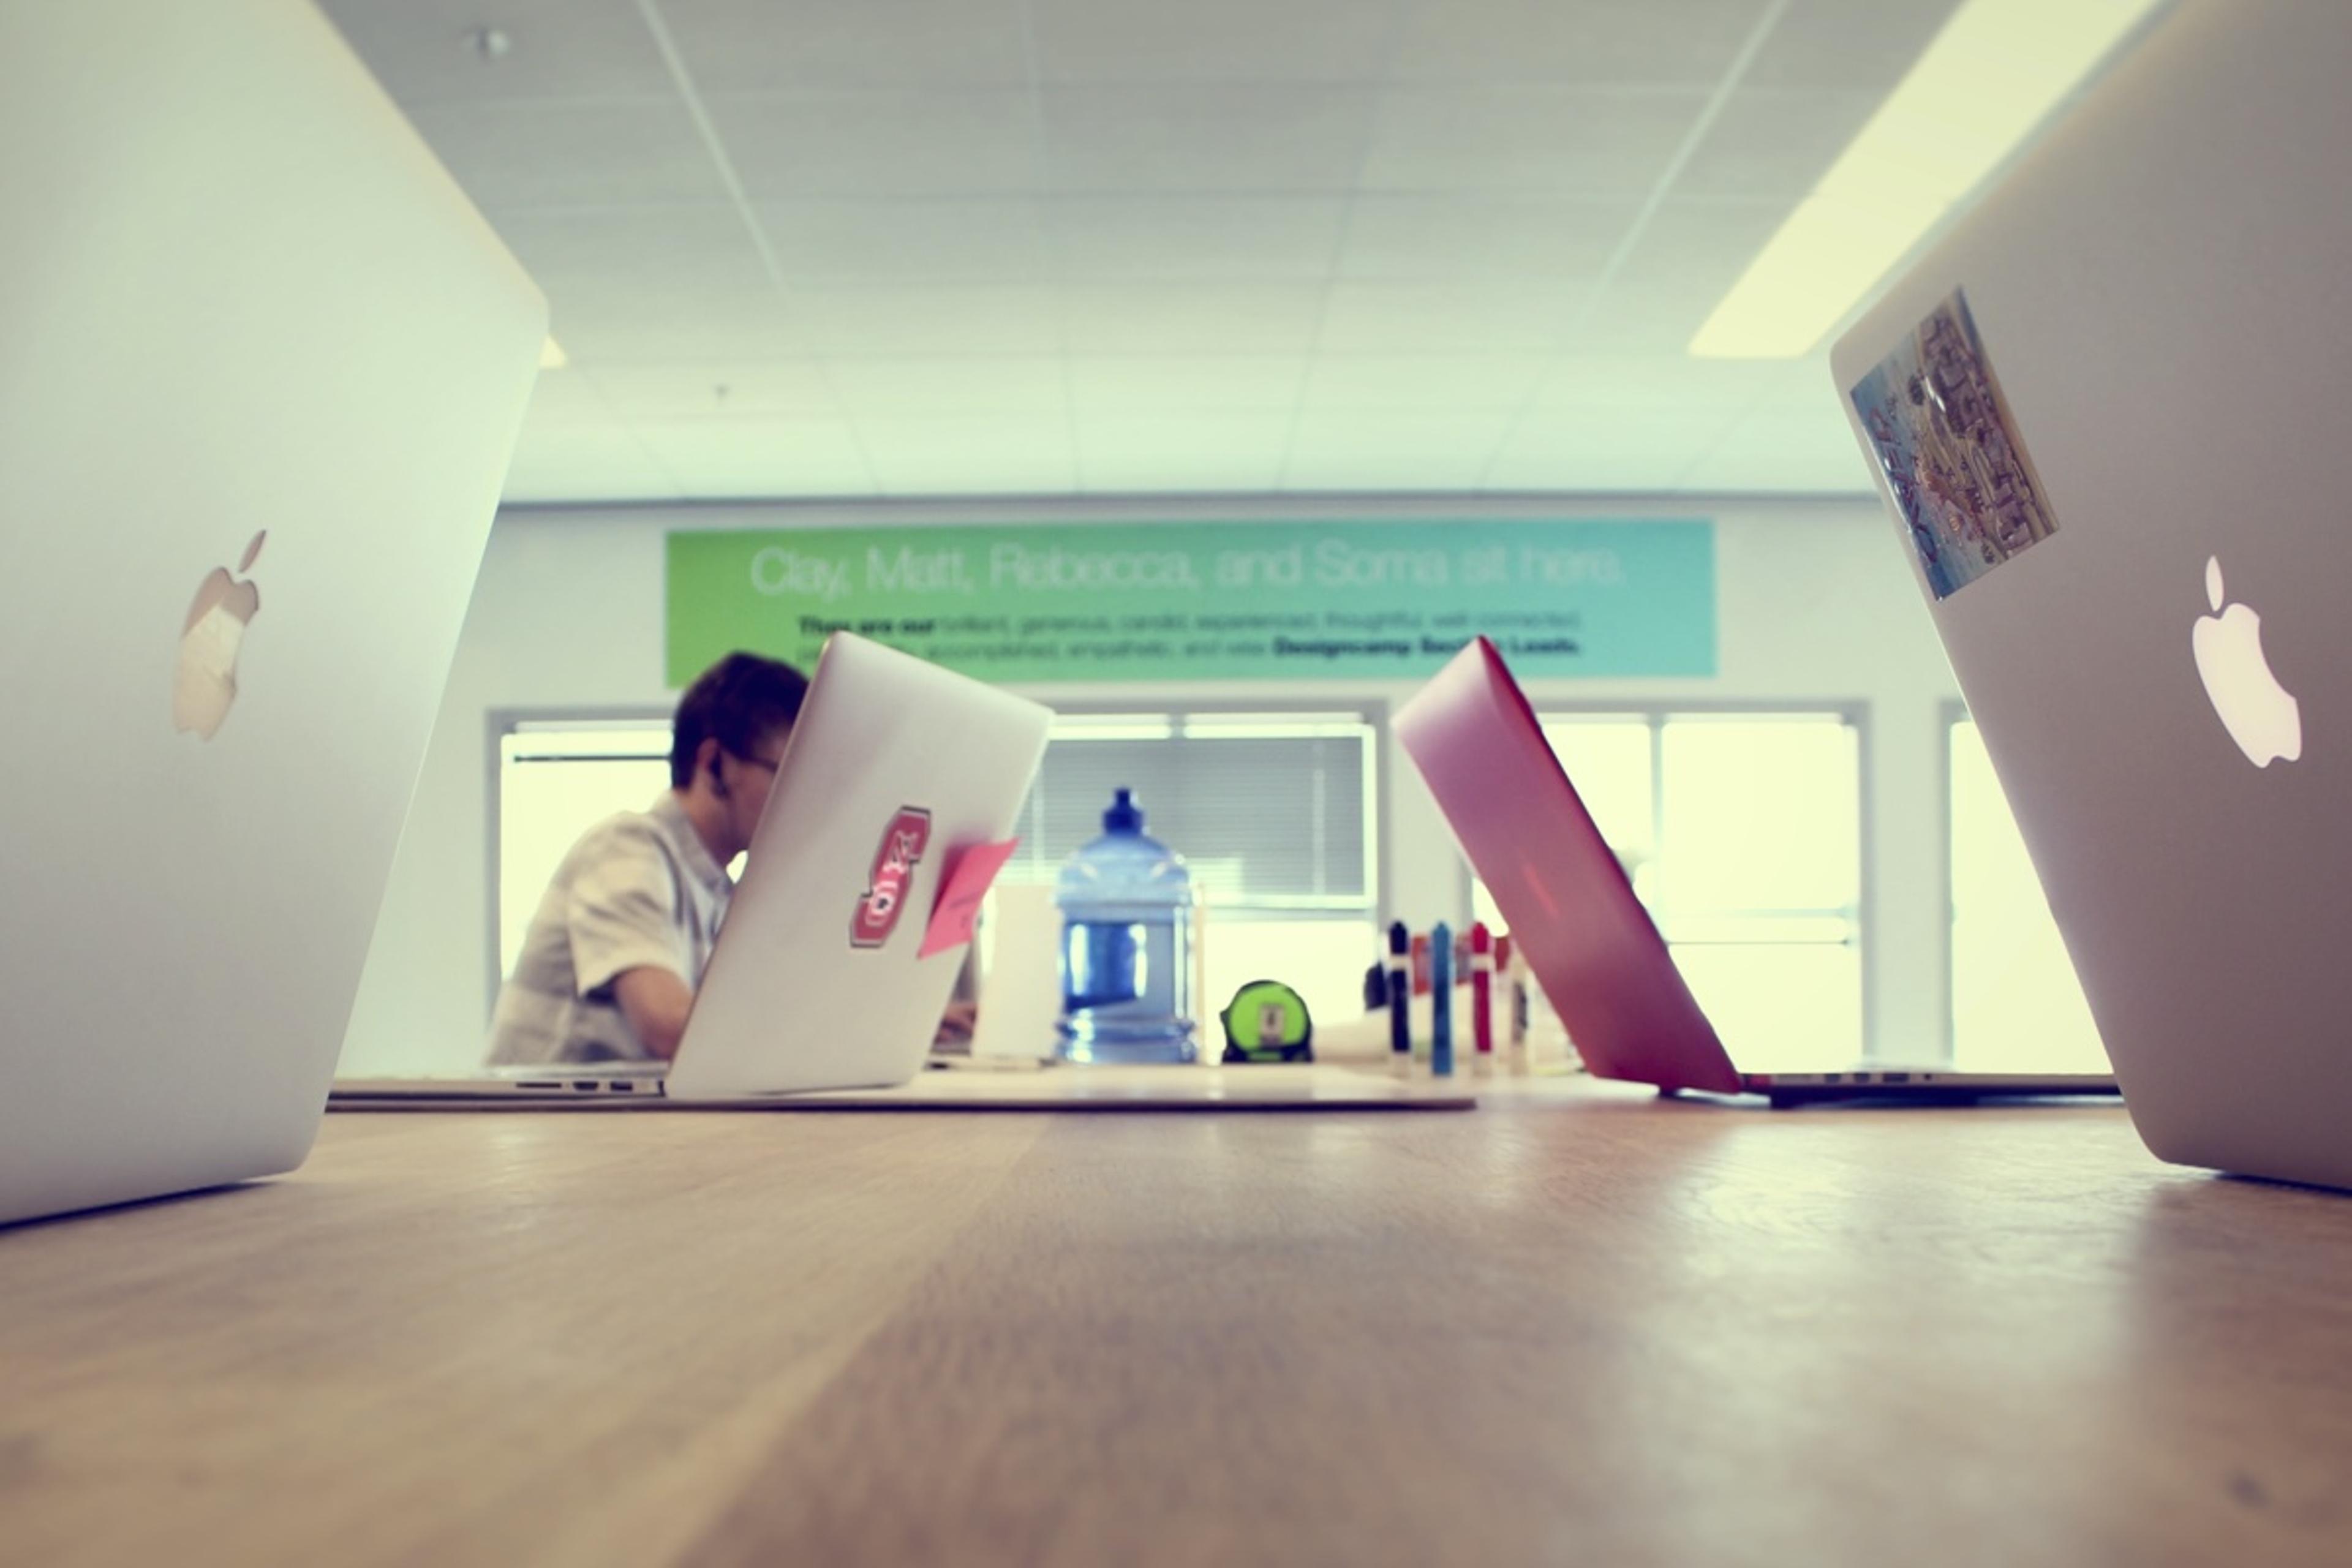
1430,921,1453,1076
1469,922,1494,1055
1386,921,1411,1061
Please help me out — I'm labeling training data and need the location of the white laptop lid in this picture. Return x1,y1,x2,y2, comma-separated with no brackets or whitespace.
665,635,1053,1100
0,0,545,1223
1830,0,2352,1185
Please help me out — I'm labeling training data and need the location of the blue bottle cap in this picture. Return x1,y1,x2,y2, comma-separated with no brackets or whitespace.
1104,788,1145,834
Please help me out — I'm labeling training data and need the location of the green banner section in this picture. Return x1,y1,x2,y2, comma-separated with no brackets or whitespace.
666,520,1716,686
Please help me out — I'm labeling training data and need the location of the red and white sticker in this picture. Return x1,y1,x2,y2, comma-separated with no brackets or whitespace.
851,807,932,949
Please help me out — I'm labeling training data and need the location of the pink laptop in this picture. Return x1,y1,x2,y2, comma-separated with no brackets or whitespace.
1394,638,2117,1107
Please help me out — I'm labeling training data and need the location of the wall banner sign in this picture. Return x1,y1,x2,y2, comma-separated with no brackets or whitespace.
665,520,1716,686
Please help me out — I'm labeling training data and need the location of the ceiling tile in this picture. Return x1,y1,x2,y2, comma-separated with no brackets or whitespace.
1060,287,1329,355
491,205,774,296
401,99,725,209
1739,0,1961,91
1577,282,1747,355
543,287,807,363
1314,282,1580,353
318,0,674,104
1387,0,1764,88
1570,197,1789,352
1671,87,1879,200
1527,355,1792,414
1484,402,1744,490
1298,354,1551,412
1362,88,1708,194
1741,356,1849,421
753,199,1052,284
653,0,1034,90
1064,356,1308,416
855,418,1080,494
1044,198,1350,282
320,0,1940,502
629,417,876,497
515,369,628,425
1678,404,1877,492
1076,415,1292,492
823,357,1070,418
500,422,684,503
793,286,1064,355
1336,195,1637,281
584,361,841,419
1027,0,1411,85
1039,86,1378,194
703,92,1042,198
1281,412,1513,490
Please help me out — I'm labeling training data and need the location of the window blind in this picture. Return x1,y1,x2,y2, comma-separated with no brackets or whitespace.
1005,714,1374,913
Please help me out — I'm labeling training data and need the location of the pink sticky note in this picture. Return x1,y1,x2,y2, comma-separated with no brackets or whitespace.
919,838,1020,959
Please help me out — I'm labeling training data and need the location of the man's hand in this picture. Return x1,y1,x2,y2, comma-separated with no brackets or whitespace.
611,967,695,1060
935,999,978,1045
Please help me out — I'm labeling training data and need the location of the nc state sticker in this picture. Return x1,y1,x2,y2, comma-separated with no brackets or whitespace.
851,807,932,949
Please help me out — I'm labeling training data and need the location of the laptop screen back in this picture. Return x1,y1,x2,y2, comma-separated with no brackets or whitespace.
1396,639,1742,1094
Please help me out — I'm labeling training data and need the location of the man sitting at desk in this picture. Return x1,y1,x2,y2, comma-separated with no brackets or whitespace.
486,651,806,1066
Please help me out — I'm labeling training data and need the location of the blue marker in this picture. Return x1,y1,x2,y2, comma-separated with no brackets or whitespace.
1386,921,1411,1061
1430,921,1454,1076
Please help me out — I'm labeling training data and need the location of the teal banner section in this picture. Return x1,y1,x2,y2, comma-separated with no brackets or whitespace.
666,521,1716,686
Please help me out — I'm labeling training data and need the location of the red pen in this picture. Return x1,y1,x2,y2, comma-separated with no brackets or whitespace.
1469,923,1494,1054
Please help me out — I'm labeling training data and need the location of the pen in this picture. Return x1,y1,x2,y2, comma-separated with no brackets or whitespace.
1430,921,1453,1076
1470,922,1493,1055
1386,921,1411,1060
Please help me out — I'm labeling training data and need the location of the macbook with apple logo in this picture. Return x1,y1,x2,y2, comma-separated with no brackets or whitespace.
1397,638,2119,1109
330,632,1056,1106
1830,0,2352,1184
0,0,546,1226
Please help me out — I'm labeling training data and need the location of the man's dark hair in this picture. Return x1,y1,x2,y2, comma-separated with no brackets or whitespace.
669,652,811,788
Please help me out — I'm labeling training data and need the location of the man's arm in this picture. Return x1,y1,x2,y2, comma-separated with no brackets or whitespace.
562,829,698,1062
610,966,696,1061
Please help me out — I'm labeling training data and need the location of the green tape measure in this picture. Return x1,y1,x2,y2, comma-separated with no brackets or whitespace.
1219,979,1314,1064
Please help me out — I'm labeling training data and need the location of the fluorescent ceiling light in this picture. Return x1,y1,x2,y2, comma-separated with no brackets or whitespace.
1689,0,2168,359
538,336,568,370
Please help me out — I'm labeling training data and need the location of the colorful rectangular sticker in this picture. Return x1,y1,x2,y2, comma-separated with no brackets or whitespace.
1849,288,2060,599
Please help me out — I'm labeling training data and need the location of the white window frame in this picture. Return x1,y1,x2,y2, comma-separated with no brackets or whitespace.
1940,700,2106,1071
1471,700,1876,1055
486,707,675,1011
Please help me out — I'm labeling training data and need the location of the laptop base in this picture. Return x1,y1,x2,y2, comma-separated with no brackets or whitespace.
1709,1069,2120,1110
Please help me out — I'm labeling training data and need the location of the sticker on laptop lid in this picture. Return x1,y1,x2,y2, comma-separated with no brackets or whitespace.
1849,288,2059,600
851,807,932,949
918,838,1020,960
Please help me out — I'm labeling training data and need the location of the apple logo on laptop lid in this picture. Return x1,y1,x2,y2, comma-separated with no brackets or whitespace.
2192,556,2300,767
173,530,265,742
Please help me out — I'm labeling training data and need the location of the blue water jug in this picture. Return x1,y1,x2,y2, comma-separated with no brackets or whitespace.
1057,788,1196,1064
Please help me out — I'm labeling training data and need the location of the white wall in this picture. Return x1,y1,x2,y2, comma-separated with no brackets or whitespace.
339,496,1959,1076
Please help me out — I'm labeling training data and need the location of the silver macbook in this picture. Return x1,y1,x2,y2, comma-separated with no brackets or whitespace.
333,634,1054,1104
1831,0,2352,1183
0,0,545,1224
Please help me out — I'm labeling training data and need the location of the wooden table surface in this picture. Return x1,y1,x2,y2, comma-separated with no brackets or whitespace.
4,1081,2350,1567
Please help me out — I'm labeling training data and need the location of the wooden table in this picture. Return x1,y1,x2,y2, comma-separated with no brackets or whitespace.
4,1082,2350,1566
